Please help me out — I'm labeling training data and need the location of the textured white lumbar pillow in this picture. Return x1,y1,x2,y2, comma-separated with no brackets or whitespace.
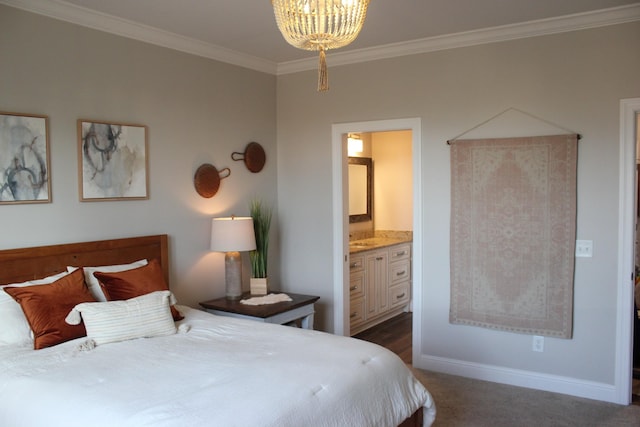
66,290,176,346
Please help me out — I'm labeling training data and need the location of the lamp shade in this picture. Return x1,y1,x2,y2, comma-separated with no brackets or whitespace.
210,217,256,252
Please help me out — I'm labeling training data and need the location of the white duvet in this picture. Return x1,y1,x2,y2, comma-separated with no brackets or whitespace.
0,306,435,427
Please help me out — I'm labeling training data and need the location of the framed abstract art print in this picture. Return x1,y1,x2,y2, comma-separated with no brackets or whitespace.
0,111,51,204
78,119,149,201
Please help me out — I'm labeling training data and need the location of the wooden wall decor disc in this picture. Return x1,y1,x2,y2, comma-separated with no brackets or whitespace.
193,163,229,198
231,142,266,173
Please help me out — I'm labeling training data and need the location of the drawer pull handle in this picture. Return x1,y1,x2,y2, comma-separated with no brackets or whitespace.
350,312,357,319
376,256,384,261
396,270,406,277
350,285,358,291
396,293,406,299
350,262,360,269
395,251,407,257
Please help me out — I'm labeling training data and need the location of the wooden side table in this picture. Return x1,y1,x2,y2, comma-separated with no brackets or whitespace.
199,292,320,330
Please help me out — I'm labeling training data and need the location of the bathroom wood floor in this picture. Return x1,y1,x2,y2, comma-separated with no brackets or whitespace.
353,312,412,364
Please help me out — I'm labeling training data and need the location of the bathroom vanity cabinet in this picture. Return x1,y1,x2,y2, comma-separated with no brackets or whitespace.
349,242,411,335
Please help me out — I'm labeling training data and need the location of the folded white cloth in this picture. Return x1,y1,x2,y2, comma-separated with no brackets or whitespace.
240,293,292,305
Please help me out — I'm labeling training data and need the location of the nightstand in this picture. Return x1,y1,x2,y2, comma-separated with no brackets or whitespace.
199,292,320,329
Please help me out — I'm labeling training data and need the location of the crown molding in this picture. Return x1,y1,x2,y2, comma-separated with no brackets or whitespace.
277,3,640,75
2,0,639,76
0,0,278,74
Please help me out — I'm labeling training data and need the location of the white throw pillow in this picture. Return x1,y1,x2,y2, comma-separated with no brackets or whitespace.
67,259,147,302
65,290,177,346
0,271,69,346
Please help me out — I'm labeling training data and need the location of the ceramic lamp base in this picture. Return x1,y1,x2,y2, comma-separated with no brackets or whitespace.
225,251,242,300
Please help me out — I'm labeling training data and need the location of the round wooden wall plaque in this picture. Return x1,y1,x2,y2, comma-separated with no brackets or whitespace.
193,163,230,198
231,142,266,173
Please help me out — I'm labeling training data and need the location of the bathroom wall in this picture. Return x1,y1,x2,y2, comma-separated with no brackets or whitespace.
348,130,412,237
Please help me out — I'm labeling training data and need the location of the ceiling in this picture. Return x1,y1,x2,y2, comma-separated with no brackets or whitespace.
4,0,640,73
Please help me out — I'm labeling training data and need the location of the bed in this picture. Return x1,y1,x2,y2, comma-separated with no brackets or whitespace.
0,234,435,426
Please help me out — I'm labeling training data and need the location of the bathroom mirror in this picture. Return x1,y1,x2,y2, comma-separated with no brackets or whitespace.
348,157,372,223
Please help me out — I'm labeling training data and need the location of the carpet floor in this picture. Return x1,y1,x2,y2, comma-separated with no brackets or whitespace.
410,368,640,426
355,313,640,426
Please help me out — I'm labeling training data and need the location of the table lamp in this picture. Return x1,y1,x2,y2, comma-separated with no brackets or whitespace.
210,216,256,299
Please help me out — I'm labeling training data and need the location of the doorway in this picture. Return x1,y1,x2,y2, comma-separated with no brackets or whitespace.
331,118,422,363
632,112,640,403
618,98,640,405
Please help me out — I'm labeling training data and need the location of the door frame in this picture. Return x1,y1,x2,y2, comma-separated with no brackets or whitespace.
331,118,422,352
617,98,640,404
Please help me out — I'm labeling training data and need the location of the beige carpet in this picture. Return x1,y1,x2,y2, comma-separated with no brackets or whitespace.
411,368,640,427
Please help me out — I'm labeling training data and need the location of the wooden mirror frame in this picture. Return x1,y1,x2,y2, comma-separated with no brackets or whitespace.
348,156,372,223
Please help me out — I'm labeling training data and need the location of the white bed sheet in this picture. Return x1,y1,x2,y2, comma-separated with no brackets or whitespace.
0,305,435,427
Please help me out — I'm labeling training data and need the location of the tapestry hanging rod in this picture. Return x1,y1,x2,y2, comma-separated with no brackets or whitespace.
446,107,582,145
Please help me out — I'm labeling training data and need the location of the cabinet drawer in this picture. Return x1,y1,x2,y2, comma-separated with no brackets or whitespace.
389,282,410,309
349,254,364,273
350,297,365,326
389,244,411,262
349,271,365,299
390,259,410,285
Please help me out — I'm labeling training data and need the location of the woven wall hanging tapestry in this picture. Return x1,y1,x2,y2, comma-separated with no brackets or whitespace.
449,134,578,338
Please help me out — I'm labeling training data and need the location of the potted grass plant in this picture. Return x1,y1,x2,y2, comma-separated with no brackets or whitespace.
249,199,272,295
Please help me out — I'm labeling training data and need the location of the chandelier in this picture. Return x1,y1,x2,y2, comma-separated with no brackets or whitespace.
272,0,370,92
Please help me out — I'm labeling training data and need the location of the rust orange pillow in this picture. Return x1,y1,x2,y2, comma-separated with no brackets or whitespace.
4,268,96,350
94,259,183,320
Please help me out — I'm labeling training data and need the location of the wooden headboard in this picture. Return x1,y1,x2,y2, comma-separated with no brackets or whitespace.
0,235,168,285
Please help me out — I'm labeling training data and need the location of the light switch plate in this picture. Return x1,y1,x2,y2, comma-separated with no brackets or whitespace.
575,240,593,258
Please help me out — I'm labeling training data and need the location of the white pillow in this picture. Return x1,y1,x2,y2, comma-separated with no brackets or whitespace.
67,259,147,302
65,290,177,346
0,271,70,346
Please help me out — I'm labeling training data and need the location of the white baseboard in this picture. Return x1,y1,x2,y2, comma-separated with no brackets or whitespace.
415,354,619,404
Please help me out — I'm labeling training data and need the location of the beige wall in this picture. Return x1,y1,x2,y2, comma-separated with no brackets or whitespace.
372,130,413,231
0,5,278,307
347,130,412,234
276,21,640,395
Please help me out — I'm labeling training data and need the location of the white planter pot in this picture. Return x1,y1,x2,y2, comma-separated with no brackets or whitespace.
250,277,268,295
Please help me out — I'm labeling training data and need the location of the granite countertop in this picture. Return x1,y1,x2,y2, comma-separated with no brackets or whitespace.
348,236,412,254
